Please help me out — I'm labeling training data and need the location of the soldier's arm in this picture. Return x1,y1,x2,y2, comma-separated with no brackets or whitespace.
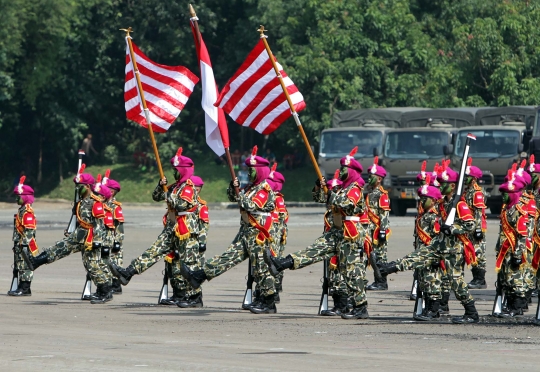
199,222,208,246
378,192,391,231
227,184,239,202
514,212,529,258
312,187,326,203
330,186,364,215
115,221,125,244
152,182,167,202
450,201,475,234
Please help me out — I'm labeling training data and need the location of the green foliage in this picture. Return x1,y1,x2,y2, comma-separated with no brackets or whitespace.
2,0,540,195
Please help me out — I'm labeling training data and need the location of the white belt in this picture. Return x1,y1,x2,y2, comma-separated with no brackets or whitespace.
176,212,194,216
250,212,271,216
345,216,360,222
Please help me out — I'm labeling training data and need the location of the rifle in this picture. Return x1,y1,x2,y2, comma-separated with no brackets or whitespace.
443,134,476,227
10,264,18,293
369,251,383,283
158,268,169,304
81,273,92,300
410,270,418,301
413,279,425,317
318,259,329,314
242,259,254,308
66,150,85,235
492,270,505,316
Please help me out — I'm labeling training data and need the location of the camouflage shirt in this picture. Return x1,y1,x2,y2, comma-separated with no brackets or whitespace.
463,182,486,233
72,193,106,244
111,198,125,245
329,182,365,217
228,181,276,228
13,204,36,246
196,197,209,245
436,196,475,254
365,185,390,233
414,207,440,251
154,180,200,234
496,202,528,259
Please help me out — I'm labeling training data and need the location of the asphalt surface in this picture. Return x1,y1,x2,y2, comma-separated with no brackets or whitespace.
1,201,539,371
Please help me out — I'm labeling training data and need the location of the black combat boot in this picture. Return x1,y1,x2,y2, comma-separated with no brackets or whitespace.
276,275,283,292
414,299,441,321
111,278,122,294
439,292,450,315
451,300,479,324
180,263,207,289
341,303,369,319
109,263,137,286
242,290,261,310
8,281,32,296
90,284,113,304
274,292,280,304
468,267,487,289
160,287,185,306
378,261,399,276
263,249,294,276
366,276,388,291
27,251,49,271
177,292,203,308
499,296,526,318
320,294,348,316
249,294,277,314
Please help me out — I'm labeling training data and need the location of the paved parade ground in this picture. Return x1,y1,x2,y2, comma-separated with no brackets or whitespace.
1,202,539,371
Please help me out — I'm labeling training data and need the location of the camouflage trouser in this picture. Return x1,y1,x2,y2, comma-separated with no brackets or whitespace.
82,247,112,286
419,265,443,301
372,240,388,265
268,223,287,291
204,226,276,296
290,229,341,269
523,246,537,292
169,236,201,296
398,248,473,305
335,239,367,306
328,265,343,295
498,253,528,298
44,238,83,263
130,224,175,274
473,238,487,271
13,246,33,282
109,247,123,268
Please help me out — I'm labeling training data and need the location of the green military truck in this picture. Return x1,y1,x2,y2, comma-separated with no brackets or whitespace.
318,108,428,183
383,108,481,216
448,106,535,215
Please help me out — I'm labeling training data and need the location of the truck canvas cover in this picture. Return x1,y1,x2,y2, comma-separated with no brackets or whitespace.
474,106,536,126
332,107,429,128
400,108,485,128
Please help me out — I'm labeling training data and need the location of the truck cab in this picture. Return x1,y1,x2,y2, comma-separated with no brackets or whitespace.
319,108,428,182
450,106,535,215
383,108,479,215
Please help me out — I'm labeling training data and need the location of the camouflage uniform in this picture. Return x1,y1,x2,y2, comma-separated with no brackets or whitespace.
414,206,443,300
396,197,475,306
12,204,38,282
108,198,125,268
495,202,529,298
520,192,537,293
268,192,288,291
168,195,209,298
129,181,198,274
365,186,390,264
42,194,112,286
464,184,487,271
289,182,367,306
202,181,277,297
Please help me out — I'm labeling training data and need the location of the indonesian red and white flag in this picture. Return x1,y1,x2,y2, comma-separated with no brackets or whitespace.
124,38,199,133
191,24,229,156
215,39,306,135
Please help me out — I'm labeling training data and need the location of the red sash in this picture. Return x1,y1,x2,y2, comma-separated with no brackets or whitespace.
495,210,517,272
174,206,197,241
249,214,273,246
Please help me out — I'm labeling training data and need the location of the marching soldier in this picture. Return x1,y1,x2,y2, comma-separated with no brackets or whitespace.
494,172,529,317
27,166,114,304
268,165,288,295
180,146,279,314
102,172,125,294
9,177,38,296
264,147,370,319
110,148,199,291
380,163,481,324
463,159,488,289
366,156,391,291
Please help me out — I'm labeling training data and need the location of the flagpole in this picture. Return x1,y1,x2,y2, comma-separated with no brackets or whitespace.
189,5,239,195
257,26,327,192
121,27,168,191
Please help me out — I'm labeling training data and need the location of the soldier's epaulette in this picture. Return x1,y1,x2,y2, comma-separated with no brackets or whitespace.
263,182,272,192
198,196,207,205
516,204,527,215
427,206,439,215
473,183,482,192
112,200,122,206
90,193,103,202
25,204,34,213
103,204,113,212
378,185,388,194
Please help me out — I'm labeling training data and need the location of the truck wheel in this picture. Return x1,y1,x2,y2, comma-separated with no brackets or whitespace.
391,200,408,216
488,203,502,216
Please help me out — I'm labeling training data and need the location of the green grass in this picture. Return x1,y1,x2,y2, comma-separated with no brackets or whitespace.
41,161,317,203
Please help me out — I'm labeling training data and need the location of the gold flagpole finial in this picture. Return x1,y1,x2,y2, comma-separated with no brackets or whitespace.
120,27,133,37
189,4,197,18
257,25,268,36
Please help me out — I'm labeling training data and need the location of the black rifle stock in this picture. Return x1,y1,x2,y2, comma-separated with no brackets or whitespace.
243,258,254,306
369,251,383,283
318,259,329,314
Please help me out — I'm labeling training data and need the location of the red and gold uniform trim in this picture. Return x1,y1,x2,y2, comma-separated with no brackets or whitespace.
15,205,39,256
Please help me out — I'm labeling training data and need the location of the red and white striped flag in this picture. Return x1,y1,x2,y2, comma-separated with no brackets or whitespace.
215,40,306,135
191,24,229,156
124,39,199,133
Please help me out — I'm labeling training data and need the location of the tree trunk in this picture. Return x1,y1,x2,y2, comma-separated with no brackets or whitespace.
37,121,43,184
59,155,63,183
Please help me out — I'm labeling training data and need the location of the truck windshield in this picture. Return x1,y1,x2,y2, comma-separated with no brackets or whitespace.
384,132,449,159
454,130,520,158
320,131,383,157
